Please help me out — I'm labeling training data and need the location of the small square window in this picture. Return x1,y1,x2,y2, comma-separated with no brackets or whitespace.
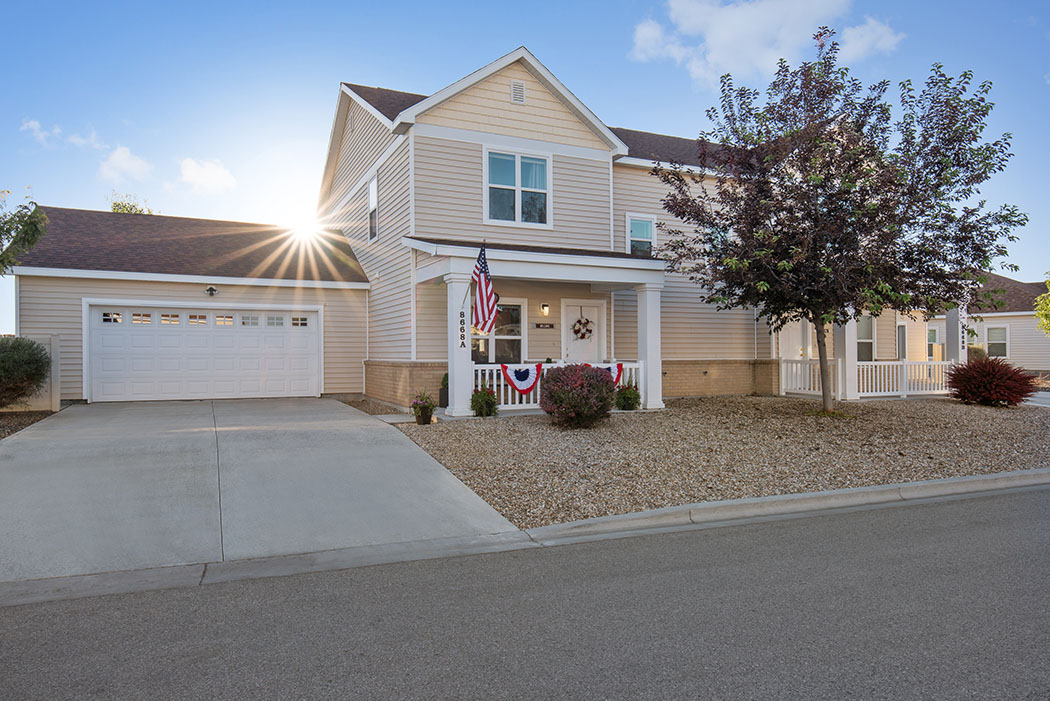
267,315,284,327
188,314,208,326
241,314,259,327
161,313,180,325
102,312,122,324
215,315,233,326
291,316,308,327
132,312,152,324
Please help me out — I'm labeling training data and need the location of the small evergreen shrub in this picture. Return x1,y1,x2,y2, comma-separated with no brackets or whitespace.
471,383,498,417
540,363,616,428
615,384,641,410
947,357,1037,407
966,345,988,362
0,337,51,408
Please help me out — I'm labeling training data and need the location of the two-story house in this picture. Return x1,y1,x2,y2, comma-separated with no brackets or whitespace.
20,46,933,409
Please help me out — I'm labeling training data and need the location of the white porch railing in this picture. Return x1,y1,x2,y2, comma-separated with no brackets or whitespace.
858,360,952,397
781,359,952,399
780,359,841,398
474,362,643,411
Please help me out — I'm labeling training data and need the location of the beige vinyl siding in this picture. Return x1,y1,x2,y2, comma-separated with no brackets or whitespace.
330,139,412,360
16,276,367,401
612,163,695,254
875,313,896,359
328,97,397,209
901,313,928,361
414,134,610,250
930,315,1050,371
614,275,772,361
416,279,611,362
416,61,607,150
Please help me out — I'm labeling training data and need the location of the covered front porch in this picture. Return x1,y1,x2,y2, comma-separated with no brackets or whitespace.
403,237,666,416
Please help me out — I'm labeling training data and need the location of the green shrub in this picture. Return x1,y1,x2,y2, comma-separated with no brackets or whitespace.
0,337,51,408
615,384,641,410
471,383,498,417
539,364,616,428
967,344,988,362
440,373,449,390
947,357,1036,407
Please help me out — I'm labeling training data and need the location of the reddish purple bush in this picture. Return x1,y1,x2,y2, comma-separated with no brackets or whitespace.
947,357,1037,407
540,364,616,428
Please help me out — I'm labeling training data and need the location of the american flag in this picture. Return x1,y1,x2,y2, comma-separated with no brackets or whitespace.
471,244,498,334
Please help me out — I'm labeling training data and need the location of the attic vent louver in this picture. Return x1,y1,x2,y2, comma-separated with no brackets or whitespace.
510,80,526,104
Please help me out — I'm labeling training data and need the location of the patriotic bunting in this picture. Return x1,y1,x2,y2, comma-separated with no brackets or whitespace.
586,362,624,384
500,363,543,395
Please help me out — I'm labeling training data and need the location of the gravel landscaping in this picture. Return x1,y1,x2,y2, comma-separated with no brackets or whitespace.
399,396,1050,529
0,412,53,441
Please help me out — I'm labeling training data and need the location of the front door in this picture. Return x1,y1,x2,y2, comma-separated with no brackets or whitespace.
563,303,603,363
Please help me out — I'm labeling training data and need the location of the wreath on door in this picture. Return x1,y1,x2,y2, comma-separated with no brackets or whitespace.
572,317,594,340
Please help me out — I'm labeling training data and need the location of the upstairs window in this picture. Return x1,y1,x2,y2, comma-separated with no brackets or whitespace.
367,177,378,240
486,151,549,226
627,215,656,257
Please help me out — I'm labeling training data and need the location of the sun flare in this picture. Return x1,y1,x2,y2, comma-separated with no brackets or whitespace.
289,218,322,244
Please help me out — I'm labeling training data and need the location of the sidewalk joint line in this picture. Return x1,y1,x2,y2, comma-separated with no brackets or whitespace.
211,401,225,562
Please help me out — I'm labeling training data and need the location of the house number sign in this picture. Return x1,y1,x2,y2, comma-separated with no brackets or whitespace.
459,310,467,349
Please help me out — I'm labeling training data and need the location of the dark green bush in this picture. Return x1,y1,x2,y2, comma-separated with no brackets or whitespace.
615,384,641,410
539,364,616,428
0,337,51,408
966,345,988,362
471,383,498,417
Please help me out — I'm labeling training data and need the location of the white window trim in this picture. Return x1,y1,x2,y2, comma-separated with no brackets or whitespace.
482,146,554,230
367,176,378,241
857,314,876,362
896,322,908,360
927,327,939,360
470,296,528,364
625,212,658,256
985,325,1009,358
560,298,609,363
80,298,325,403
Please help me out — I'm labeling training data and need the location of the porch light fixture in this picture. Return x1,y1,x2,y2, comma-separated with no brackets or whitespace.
204,286,219,297
540,303,549,316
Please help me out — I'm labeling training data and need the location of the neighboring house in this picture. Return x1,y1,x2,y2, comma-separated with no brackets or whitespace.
928,273,1050,375
12,46,950,411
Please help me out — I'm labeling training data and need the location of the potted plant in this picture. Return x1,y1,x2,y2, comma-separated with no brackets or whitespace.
615,384,641,411
470,382,498,418
411,390,436,425
438,372,449,408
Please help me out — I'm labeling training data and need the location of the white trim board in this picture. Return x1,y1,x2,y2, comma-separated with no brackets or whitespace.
13,266,369,290
81,298,325,403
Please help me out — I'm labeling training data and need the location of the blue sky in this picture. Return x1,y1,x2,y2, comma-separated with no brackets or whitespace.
3,0,1048,333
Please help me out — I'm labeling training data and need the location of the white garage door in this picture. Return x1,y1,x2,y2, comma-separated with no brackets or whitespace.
88,305,320,402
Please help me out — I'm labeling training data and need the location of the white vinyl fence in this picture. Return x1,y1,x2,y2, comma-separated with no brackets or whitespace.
474,362,642,410
781,359,952,399
779,359,842,399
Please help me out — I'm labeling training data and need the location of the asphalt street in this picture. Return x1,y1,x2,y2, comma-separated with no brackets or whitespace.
3,487,1048,700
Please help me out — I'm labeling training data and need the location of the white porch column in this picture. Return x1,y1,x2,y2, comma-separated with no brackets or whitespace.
945,306,968,365
636,283,665,410
832,318,860,400
445,272,473,417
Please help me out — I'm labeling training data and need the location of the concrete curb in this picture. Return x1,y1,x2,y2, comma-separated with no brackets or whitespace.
526,468,1050,545
3,469,1048,607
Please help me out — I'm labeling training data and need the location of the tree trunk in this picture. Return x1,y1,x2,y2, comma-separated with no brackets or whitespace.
813,320,834,412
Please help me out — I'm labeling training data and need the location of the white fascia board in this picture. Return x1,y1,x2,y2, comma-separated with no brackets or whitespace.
391,47,628,156
340,83,395,130
931,311,1037,319
323,135,406,218
13,266,370,290
401,237,665,284
615,156,711,177
412,123,610,162
317,89,352,208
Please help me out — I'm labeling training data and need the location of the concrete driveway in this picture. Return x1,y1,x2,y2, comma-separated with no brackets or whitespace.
0,399,515,582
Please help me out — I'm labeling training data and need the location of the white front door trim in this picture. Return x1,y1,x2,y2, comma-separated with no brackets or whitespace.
81,297,325,403
560,298,608,363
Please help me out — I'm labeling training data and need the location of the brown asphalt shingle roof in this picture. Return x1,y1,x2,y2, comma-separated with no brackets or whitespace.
342,84,720,166
17,207,368,283
971,273,1047,314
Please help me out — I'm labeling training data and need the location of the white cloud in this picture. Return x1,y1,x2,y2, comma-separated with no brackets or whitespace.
98,146,152,182
67,128,107,150
20,118,61,145
838,16,905,62
630,0,903,86
178,158,237,194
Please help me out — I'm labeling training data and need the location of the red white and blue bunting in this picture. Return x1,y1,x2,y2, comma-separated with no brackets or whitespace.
501,363,543,395
587,362,624,385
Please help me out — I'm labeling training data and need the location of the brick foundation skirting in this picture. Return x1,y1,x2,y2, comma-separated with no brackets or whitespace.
364,358,780,408
364,360,448,408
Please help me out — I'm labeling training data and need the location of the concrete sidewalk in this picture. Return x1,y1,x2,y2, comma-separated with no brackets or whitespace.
0,399,515,583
